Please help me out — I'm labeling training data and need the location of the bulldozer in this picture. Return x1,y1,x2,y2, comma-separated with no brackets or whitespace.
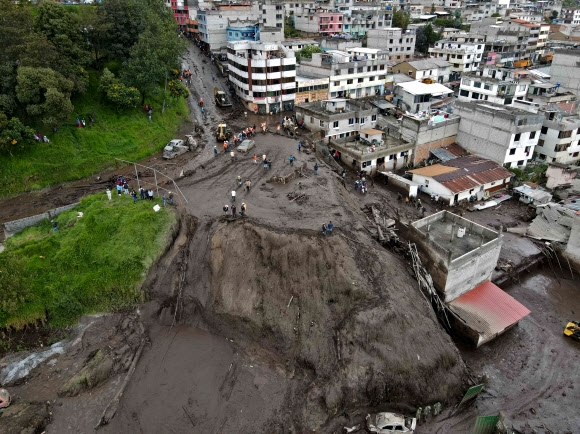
215,122,232,142
214,87,232,108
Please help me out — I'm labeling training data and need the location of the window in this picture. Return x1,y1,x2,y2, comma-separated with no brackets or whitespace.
348,118,355,125
525,146,531,154
517,118,527,126
559,130,573,139
474,81,481,88
334,81,340,86
372,114,377,121
514,133,521,142
319,120,324,127
537,139,544,147
358,78,364,83
541,126,548,134
517,160,524,166
347,79,353,84
276,14,283,19
509,148,516,155
460,90,469,97
530,131,536,139
333,121,339,128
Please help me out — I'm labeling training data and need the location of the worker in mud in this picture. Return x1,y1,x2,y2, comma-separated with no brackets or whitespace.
199,98,203,106
230,150,235,162
322,222,328,234
237,175,242,186
214,146,218,157
405,196,410,206
231,204,237,218
289,155,295,166
314,163,319,175
240,203,247,217
223,141,228,153
245,179,251,192
276,124,281,135
223,204,229,215
231,189,236,202
253,154,257,164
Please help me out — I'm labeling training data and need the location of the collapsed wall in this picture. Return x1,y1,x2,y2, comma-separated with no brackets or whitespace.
208,221,465,428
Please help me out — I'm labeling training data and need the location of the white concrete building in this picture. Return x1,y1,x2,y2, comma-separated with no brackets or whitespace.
295,98,379,140
536,110,580,165
428,34,486,74
391,59,452,83
458,66,532,106
298,47,389,98
455,100,544,168
227,41,297,114
394,81,455,114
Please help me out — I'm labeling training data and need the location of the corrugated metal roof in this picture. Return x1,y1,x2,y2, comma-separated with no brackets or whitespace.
472,415,500,434
431,148,457,162
439,175,480,193
409,165,459,177
448,281,530,345
526,203,574,242
446,143,468,157
469,167,513,185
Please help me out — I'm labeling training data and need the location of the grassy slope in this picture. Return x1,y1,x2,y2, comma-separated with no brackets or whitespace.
0,70,189,196
0,193,177,329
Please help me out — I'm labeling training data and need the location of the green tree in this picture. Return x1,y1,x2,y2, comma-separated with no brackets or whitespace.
551,10,558,19
296,44,323,62
416,24,441,54
98,0,145,61
431,3,436,14
167,80,189,100
34,1,90,93
392,7,411,30
15,66,74,127
0,112,35,154
99,67,140,109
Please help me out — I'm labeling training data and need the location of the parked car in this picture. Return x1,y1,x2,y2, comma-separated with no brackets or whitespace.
237,139,255,153
366,412,416,434
162,136,197,159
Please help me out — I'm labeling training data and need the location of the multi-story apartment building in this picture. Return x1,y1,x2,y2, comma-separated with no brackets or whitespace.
298,47,389,98
166,0,190,29
562,8,580,25
536,109,580,164
197,0,284,51
295,98,379,141
394,81,455,114
366,28,416,62
455,100,544,168
428,34,486,74
463,0,500,23
508,19,550,59
227,41,297,114
294,10,344,34
458,66,532,106
343,9,391,37
470,18,531,67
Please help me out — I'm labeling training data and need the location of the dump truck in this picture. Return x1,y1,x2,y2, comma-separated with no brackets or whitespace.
214,87,232,108
215,122,232,142
514,59,531,68
162,135,197,159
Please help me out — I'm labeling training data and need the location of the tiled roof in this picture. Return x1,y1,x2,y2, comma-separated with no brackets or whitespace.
448,281,531,346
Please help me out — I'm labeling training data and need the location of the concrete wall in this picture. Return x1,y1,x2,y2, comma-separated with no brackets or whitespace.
3,203,79,238
551,49,580,96
565,214,580,271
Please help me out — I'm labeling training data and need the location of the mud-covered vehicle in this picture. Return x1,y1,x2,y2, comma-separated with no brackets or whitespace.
162,136,197,159
366,412,417,433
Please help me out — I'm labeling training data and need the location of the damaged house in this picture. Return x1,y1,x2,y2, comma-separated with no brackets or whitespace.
404,211,531,347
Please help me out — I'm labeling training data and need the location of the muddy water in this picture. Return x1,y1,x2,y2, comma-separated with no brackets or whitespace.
422,268,580,433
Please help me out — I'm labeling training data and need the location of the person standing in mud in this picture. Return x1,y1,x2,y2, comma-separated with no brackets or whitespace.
231,204,237,217
223,204,229,215
240,203,246,216
245,179,251,192
231,189,236,202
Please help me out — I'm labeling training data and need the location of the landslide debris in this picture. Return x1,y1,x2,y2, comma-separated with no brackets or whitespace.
208,221,465,428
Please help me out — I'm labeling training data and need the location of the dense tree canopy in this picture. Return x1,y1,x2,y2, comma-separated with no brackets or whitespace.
296,45,323,62
0,0,186,154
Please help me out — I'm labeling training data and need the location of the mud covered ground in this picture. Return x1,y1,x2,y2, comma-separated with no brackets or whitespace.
1,41,578,434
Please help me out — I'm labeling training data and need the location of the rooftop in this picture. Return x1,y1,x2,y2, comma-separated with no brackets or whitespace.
396,81,454,96
448,281,531,346
403,59,452,70
412,211,500,260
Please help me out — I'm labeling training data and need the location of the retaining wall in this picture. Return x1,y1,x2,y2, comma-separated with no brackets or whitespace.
3,203,79,239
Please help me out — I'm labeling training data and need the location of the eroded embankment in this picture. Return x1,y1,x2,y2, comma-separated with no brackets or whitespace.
205,220,466,428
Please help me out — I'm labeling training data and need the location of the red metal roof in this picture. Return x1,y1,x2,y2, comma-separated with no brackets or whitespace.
448,281,530,345
440,175,480,193
468,166,513,185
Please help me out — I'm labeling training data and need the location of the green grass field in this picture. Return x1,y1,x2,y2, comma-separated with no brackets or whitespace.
0,70,189,197
0,193,178,329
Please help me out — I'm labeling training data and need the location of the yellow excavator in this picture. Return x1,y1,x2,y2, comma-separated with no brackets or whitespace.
564,320,580,341
215,122,232,142
214,87,232,108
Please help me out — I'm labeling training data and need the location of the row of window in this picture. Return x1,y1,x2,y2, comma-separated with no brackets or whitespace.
229,71,296,87
335,64,386,75
309,114,377,127
540,126,580,138
229,60,296,74
333,76,385,86
297,84,329,92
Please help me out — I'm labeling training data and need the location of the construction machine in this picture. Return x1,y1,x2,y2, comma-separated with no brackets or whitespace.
214,87,232,108
215,122,232,142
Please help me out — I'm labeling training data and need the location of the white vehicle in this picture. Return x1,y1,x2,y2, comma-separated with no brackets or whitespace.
162,136,197,159
236,139,255,153
366,412,417,433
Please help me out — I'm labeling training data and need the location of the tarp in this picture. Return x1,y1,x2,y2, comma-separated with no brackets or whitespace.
472,414,500,434
457,384,484,408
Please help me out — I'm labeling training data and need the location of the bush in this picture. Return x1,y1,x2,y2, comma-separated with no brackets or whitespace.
99,68,140,110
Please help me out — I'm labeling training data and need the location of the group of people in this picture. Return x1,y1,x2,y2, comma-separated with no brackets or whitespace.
76,117,86,128
105,176,175,205
34,133,50,143
322,221,334,235
181,70,193,86
222,202,247,217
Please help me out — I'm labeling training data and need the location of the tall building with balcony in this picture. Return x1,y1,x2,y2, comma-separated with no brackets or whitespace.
294,11,344,34
458,66,532,106
367,28,416,62
428,33,486,74
227,41,297,114
455,100,544,168
470,18,531,67
297,47,389,98
167,0,190,29
562,8,580,25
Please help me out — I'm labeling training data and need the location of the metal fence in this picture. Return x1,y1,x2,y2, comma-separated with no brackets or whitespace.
115,158,188,205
